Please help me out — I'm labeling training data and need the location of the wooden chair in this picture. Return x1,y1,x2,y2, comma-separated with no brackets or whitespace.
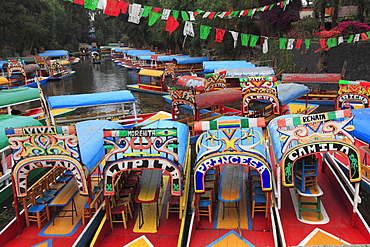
109,196,129,229
166,195,180,219
23,192,50,228
251,193,269,218
197,198,212,223
82,190,103,225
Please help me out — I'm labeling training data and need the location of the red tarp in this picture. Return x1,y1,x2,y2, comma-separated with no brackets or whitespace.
176,75,206,90
194,88,242,109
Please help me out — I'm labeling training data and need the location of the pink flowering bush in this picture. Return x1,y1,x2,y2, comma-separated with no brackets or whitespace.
313,29,341,38
336,21,370,36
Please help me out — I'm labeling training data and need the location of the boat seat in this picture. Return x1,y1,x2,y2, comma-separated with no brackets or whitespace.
23,195,50,229
198,199,212,223
109,196,129,229
56,176,72,183
251,194,268,218
166,196,181,219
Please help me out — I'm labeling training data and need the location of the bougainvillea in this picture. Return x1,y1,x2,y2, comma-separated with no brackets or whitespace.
258,0,302,36
313,28,341,38
336,21,370,37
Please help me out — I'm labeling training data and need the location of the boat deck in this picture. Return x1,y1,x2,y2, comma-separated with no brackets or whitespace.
278,163,369,246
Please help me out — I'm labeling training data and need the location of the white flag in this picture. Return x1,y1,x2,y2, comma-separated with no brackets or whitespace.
230,31,239,48
162,9,171,20
287,39,295,49
183,21,195,37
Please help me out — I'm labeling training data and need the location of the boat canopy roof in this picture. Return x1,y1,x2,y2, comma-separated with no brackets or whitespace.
127,50,155,56
281,73,342,83
137,55,152,60
111,47,130,52
76,120,123,172
0,61,8,68
0,77,7,85
352,108,370,144
214,67,275,78
5,57,43,64
173,57,209,64
138,69,164,77
38,50,69,57
176,75,205,89
24,64,41,72
59,60,70,65
0,115,42,149
195,88,242,109
277,83,309,106
203,61,254,73
47,90,136,109
0,87,40,108
151,55,190,62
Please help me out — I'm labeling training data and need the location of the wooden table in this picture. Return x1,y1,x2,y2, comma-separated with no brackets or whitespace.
49,179,79,225
134,169,162,229
218,165,243,227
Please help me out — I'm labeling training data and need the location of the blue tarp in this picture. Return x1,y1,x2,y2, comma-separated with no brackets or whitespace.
38,50,69,57
203,61,253,73
277,83,309,106
173,57,209,64
352,108,370,144
47,90,136,109
214,67,274,78
138,55,152,60
76,120,122,172
127,50,155,56
111,47,129,52
154,55,190,62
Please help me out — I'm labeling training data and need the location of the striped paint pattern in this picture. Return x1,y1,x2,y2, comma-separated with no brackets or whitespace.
277,109,352,127
194,118,265,131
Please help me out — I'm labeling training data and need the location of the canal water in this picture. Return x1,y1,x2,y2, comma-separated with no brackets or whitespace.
42,56,171,116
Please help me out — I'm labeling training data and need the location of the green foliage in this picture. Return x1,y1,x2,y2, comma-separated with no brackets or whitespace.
288,17,320,39
0,0,91,56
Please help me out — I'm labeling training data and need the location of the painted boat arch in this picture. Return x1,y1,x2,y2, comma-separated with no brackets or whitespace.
102,123,189,197
5,125,89,197
194,151,272,193
335,80,370,110
281,140,361,187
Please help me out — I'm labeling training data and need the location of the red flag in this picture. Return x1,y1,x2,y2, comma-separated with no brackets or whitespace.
361,33,369,40
208,12,216,19
152,7,161,13
215,28,226,43
295,39,303,49
121,1,130,14
74,0,84,5
104,0,123,17
165,17,179,34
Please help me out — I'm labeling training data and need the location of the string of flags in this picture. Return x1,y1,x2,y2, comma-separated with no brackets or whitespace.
65,0,370,53
279,31,370,52
75,0,294,19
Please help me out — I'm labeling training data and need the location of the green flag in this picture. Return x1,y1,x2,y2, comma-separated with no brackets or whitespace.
280,38,287,49
347,35,354,43
304,39,310,49
200,25,212,39
141,6,153,17
241,33,251,46
148,12,162,26
250,35,259,47
181,11,189,21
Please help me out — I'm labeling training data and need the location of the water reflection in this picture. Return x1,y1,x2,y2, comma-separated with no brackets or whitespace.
41,56,167,115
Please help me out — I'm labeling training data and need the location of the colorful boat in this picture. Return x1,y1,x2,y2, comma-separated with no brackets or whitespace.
0,115,43,204
0,87,75,124
268,110,370,246
1,120,123,246
127,68,175,95
188,115,277,246
281,73,343,105
0,59,49,89
41,89,171,126
1,119,191,247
